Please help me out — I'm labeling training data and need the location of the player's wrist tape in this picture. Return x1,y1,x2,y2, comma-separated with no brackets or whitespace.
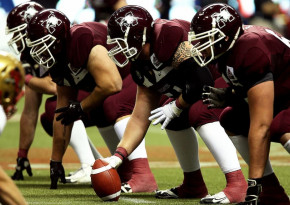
25,74,33,85
114,147,128,161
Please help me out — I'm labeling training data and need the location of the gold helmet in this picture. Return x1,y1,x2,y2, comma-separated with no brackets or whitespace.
0,51,25,116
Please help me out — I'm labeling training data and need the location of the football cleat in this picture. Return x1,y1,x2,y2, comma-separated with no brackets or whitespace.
121,182,133,193
155,187,179,199
65,165,92,183
200,192,230,204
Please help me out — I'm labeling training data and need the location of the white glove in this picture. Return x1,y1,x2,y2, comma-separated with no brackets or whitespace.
148,101,183,130
102,156,123,169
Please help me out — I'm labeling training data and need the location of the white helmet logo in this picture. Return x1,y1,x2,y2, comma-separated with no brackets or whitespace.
116,11,142,32
20,6,38,23
211,6,234,29
42,12,62,34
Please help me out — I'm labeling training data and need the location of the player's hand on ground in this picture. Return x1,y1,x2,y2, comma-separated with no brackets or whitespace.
55,101,85,125
149,101,182,130
11,157,33,180
50,161,66,189
102,156,122,169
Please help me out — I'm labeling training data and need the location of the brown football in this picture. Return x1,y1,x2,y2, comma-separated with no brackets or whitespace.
91,159,121,201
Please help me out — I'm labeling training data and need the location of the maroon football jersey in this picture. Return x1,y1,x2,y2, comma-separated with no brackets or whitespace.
131,19,193,98
52,22,130,91
219,25,290,112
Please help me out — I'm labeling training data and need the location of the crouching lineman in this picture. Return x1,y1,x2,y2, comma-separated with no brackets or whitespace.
25,9,157,192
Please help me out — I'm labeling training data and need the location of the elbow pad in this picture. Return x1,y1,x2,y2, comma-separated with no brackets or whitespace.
179,58,214,104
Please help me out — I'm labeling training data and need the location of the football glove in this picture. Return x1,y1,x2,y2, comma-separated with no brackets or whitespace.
50,160,66,189
55,101,85,125
102,156,123,169
238,178,262,205
202,86,237,108
11,157,33,180
149,101,183,130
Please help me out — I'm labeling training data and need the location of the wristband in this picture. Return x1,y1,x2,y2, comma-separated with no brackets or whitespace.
25,74,33,85
114,147,128,160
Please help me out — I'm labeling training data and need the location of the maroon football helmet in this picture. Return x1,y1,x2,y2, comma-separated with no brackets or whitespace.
26,9,70,71
6,1,44,54
188,3,243,67
107,5,153,67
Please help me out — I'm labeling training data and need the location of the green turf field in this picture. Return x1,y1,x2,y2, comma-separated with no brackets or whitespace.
0,95,289,204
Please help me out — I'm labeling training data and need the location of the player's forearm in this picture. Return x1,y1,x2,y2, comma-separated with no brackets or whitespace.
118,115,151,155
80,85,120,113
248,126,271,179
26,76,57,95
51,120,72,161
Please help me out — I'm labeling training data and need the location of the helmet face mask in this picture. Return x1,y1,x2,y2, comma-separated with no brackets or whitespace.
6,24,27,54
6,2,44,55
188,26,226,67
107,5,153,67
189,3,242,67
26,34,57,71
107,27,138,67
26,9,71,70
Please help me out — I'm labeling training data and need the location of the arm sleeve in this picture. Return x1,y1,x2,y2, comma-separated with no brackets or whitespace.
180,58,214,104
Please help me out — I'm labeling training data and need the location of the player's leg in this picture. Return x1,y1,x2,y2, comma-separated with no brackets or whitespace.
65,120,100,183
103,75,157,193
221,106,290,204
40,94,100,183
155,127,208,199
191,78,247,204
12,86,42,180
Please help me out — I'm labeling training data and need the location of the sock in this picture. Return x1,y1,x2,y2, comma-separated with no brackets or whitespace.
87,137,103,159
174,170,208,198
223,170,247,203
165,127,200,172
125,158,157,192
283,140,290,154
114,117,148,160
98,125,120,155
197,121,241,173
69,120,95,166
230,135,274,176
18,149,28,158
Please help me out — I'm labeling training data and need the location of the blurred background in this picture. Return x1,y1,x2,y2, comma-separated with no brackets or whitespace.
1,0,290,56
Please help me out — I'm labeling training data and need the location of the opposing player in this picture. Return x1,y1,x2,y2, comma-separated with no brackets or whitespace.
6,1,101,183
102,5,248,203
0,51,27,205
26,9,157,192
189,3,290,204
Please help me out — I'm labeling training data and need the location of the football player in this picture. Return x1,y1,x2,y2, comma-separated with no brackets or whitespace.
0,51,27,205
102,5,248,204
6,1,102,183
25,9,157,192
189,3,290,204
